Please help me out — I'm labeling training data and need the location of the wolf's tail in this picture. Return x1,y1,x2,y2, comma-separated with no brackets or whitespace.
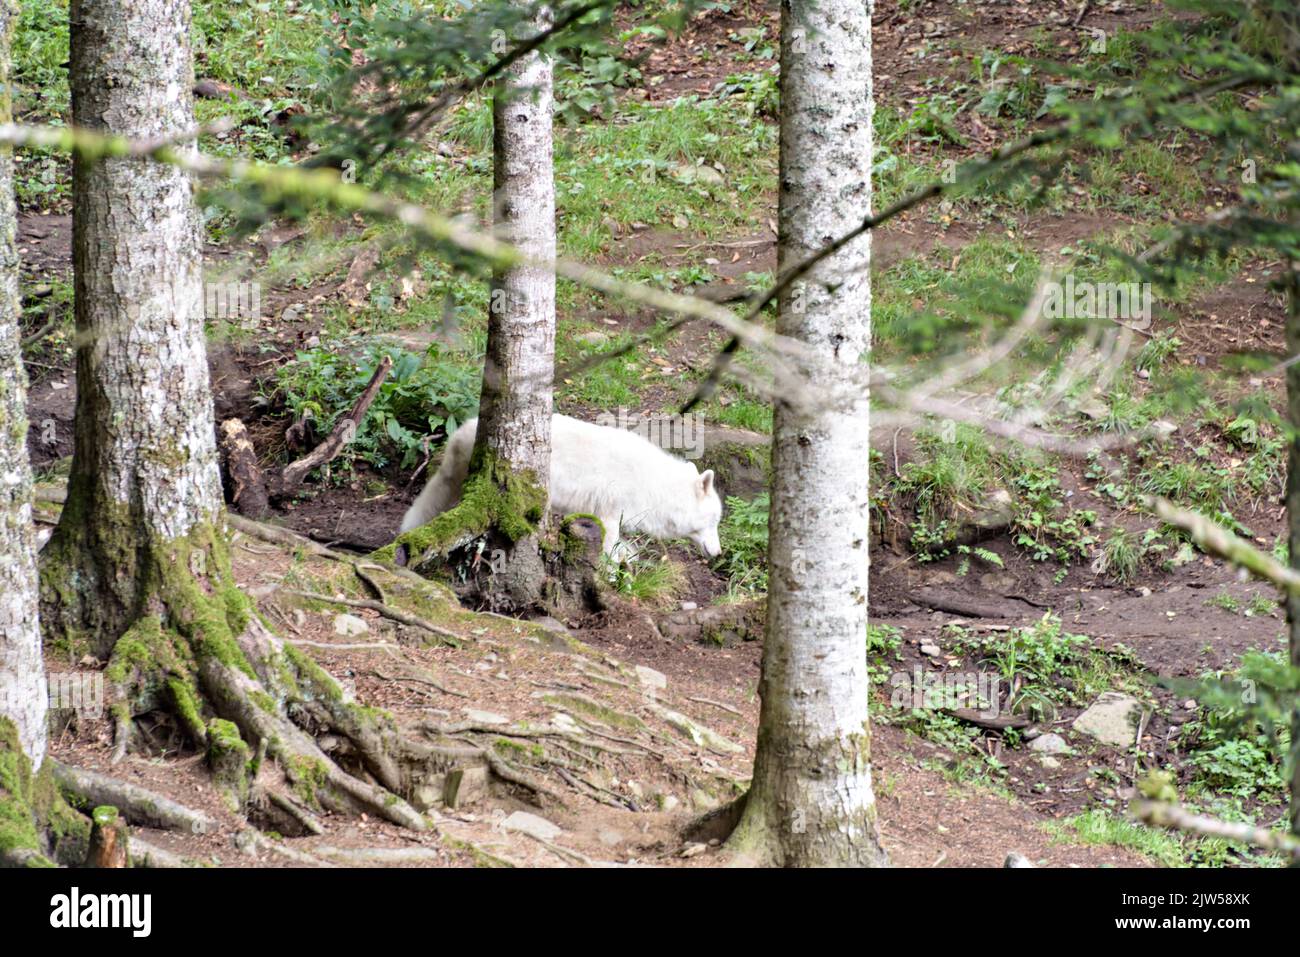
398,418,477,534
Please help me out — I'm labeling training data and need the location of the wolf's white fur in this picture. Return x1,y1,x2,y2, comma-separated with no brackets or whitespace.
399,413,724,558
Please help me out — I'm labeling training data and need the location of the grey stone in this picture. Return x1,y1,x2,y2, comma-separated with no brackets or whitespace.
1072,692,1143,748
464,708,509,726
333,613,368,637
500,811,562,842
634,665,667,691
1029,732,1069,755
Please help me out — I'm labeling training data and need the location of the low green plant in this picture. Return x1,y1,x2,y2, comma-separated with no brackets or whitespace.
269,340,480,480
716,493,769,595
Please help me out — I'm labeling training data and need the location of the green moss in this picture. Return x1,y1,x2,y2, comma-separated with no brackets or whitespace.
0,719,45,862
33,764,91,864
166,676,208,745
541,693,647,732
207,718,245,754
375,449,547,564
285,755,330,807
555,513,604,563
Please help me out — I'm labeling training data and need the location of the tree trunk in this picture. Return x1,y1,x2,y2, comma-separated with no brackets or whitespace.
0,0,47,771
1286,265,1300,842
41,0,224,656
467,9,558,610
727,0,886,866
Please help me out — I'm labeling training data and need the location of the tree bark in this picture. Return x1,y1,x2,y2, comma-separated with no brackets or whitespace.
727,0,886,866
0,0,47,770
1286,263,1300,842
42,0,224,655
466,7,558,609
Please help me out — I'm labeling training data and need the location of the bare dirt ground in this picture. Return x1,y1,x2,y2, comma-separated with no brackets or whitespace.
41,530,1146,867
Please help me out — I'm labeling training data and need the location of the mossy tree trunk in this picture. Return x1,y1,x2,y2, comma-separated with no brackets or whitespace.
25,0,434,832
40,0,224,656
454,9,558,610
725,0,887,866
0,0,87,868
0,0,47,772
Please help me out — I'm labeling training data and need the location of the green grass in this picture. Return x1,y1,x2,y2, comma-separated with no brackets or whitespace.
1044,809,1234,868
603,549,688,605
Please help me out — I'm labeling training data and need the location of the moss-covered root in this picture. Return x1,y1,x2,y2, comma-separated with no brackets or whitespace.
77,519,428,831
207,719,251,814
0,719,52,867
0,719,91,868
373,450,546,576
199,621,427,831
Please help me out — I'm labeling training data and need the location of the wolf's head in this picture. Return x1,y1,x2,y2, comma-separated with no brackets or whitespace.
687,468,723,558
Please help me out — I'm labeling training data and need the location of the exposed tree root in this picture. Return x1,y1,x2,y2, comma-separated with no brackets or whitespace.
286,589,464,645
130,836,191,868
314,844,444,865
50,760,218,834
235,827,333,867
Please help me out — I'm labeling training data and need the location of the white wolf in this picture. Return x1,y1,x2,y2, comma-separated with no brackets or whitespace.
399,413,723,559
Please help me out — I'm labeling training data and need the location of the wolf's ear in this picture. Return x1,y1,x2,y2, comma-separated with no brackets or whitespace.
698,469,715,498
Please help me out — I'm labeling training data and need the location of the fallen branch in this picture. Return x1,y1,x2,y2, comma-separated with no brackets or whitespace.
219,419,270,518
1131,799,1300,860
1144,495,1300,595
282,353,394,492
314,845,444,865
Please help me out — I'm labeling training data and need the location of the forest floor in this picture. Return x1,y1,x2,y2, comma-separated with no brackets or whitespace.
15,0,1292,866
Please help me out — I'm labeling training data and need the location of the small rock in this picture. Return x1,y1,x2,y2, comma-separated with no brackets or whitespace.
680,842,708,858
1029,732,1069,755
919,642,941,657
551,712,580,732
680,601,698,611
333,613,368,637
1078,397,1109,420
660,794,680,812
634,665,667,692
1039,756,1061,769
500,811,562,842
597,828,625,847
464,709,509,725
1004,852,1034,868
1073,692,1143,748
1150,419,1178,441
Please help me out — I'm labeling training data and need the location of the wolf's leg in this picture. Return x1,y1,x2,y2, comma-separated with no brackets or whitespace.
597,514,622,556
399,432,472,533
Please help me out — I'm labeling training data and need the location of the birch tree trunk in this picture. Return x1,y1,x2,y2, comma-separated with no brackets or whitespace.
0,0,47,771
467,11,557,608
727,0,887,866
41,0,225,656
